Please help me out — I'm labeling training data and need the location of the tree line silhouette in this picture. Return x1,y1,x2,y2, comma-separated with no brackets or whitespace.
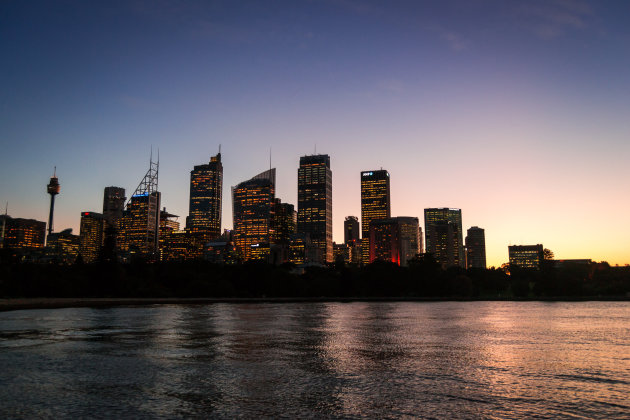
1,250,628,299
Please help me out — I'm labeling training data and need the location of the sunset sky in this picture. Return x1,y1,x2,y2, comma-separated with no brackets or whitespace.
1,0,629,267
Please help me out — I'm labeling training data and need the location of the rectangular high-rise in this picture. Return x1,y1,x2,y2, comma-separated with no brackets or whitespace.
369,217,420,266
297,155,332,263
79,212,104,263
117,191,161,258
360,170,390,264
424,208,464,268
232,168,275,261
187,153,223,242
466,226,486,269
344,216,360,245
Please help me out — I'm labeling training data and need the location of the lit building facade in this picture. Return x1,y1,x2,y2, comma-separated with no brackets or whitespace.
79,212,104,263
161,230,193,262
369,217,420,266
466,226,486,269
0,215,46,250
297,154,332,263
509,244,544,270
232,169,275,261
117,191,161,258
187,153,223,243
46,228,80,264
424,208,464,268
360,170,391,264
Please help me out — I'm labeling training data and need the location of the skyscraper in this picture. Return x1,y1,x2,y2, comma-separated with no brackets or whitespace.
369,217,420,266
466,226,486,269
297,154,332,263
117,156,160,260
187,152,223,243
232,168,275,261
79,212,104,263
344,216,360,245
272,199,297,245
103,187,126,225
424,208,464,268
360,170,390,264
101,186,126,261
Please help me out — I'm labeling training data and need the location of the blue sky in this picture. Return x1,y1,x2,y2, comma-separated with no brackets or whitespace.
1,0,629,266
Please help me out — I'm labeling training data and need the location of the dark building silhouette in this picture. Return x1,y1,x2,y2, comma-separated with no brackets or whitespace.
424,208,464,268
102,186,126,259
361,170,390,264
272,199,296,245
232,168,275,261
187,152,223,243
369,217,420,266
79,212,104,263
466,226,486,269
297,154,332,263
344,216,360,244
103,186,126,225
46,168,60,243
509,244,544,269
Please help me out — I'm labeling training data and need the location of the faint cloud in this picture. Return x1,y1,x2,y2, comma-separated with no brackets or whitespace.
516,0,593,39
424,25,470,52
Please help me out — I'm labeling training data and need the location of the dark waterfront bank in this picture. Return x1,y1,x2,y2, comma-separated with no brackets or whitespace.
2,259,629,306
2,295,630,312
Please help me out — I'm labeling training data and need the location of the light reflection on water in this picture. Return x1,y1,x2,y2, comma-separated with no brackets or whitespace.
0,302,629,418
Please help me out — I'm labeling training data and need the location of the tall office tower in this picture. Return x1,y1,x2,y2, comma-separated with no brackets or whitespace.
344,216,360,244
369,217,420,266
272,199,296,245
187,152,223,243
0,215,46,249
232,168,275,261
508,244,543,270
117,155,161,259
79,212,104,263
297,154,332,263
103,187,126,225
102,186,126,259
424,208,464,268
46,168,60,243
360,170,391,264
466,226,486,269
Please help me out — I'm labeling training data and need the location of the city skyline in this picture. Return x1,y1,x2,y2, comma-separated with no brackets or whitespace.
1,1,630,267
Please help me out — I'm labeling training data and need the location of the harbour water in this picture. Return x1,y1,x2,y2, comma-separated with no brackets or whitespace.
1,302,629,418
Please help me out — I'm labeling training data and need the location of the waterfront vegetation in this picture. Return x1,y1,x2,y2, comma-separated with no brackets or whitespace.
1,251,628,299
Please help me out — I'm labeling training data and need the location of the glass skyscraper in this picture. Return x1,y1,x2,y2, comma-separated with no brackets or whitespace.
424,207,464,268
360,170,390,264
297,155,332,263
232,168,275,261
187,152,223,242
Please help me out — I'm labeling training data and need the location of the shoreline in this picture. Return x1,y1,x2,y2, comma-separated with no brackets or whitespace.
1,296,629,312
